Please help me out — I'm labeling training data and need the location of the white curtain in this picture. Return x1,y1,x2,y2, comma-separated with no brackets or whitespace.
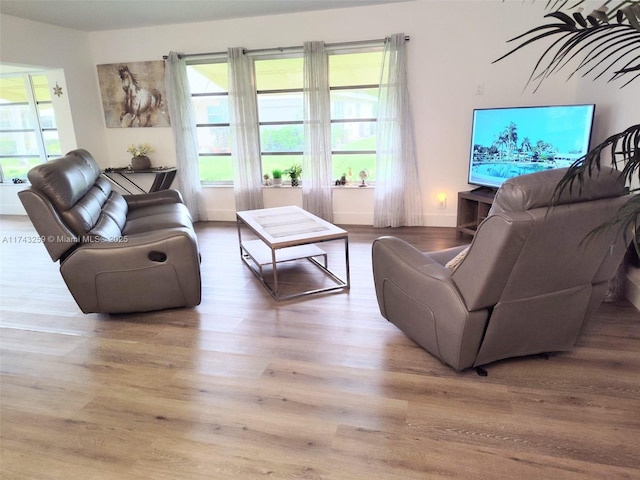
373,34,423,227
302,41,333,222
228,47,264,212
164,51,205,221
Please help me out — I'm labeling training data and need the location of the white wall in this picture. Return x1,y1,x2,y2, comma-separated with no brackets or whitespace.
2,0,628,224
0,15,108,214
0,15,107,156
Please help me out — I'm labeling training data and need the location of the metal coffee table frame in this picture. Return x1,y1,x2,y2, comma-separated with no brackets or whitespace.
236,206,350,301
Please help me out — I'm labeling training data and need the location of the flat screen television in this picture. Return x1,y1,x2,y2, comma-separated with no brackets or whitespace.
467,104,596,190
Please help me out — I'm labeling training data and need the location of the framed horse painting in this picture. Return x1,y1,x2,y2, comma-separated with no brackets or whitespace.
97,61,171,128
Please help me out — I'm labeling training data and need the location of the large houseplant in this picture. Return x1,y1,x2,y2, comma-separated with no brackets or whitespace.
495,1,640,242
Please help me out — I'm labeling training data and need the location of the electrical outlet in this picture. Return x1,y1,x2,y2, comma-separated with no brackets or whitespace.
475,82,484,95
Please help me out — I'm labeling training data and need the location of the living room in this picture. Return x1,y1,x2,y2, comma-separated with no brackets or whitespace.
0,0,635,221
1,0,639,478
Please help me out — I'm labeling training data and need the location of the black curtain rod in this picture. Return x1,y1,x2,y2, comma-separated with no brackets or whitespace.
163,35,410,60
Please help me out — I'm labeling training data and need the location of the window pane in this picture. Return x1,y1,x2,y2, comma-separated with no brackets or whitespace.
255,57,303,91
196,126,231,154
31,75,51,101
331,88,378,120
332,153,376,183
0,77,28,102
0,104,35,129
199,155,233,182
0,156,40,180
188,63,228,93
258,92,303,122
262,154,303,179
38,104,57,128
193,96,230,124
329,51,383,87
331,122,376,151
260,124,303,152
0,131,39,155
43,130,61,156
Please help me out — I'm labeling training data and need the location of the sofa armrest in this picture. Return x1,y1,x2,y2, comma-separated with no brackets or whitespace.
372,236,488,370
124,189,184,210
18,187,79,261
60,227,201,313
372,236,462,312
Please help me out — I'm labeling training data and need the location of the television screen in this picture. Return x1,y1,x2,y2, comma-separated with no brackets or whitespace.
467,104,596,189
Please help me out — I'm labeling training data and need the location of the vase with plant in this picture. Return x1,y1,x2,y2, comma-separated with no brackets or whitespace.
272,168,283,187
127,143,153,171
286,164,302,187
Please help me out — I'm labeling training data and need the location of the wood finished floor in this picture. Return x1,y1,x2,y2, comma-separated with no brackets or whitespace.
1,215,639,480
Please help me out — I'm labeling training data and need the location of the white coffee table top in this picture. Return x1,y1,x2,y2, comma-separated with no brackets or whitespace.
236,205,347,248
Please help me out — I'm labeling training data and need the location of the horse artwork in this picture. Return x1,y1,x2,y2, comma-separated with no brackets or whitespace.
97,61,170,128
118,65,163,127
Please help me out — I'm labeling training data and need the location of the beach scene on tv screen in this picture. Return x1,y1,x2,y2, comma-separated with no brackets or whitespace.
469,105,594,188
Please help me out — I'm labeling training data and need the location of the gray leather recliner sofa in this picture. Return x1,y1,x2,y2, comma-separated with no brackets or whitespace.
18,149,202,314
372,167,631,371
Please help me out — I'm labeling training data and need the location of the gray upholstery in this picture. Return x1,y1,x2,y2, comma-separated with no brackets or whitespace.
19,149,201,314
372,167,630,371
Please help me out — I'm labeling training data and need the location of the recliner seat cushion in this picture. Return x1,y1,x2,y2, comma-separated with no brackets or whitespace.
123,203,194,235
102,192,128,231
87,212,126,241
60,184,110,235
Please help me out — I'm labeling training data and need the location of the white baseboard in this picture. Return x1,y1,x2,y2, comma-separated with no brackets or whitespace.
624,267,640,311
0,184,28,215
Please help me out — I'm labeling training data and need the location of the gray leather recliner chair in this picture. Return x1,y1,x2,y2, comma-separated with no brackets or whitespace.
372,167,630,371
18,149,202,314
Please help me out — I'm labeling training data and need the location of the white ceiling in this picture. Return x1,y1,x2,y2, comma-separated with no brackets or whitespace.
0,0,411,32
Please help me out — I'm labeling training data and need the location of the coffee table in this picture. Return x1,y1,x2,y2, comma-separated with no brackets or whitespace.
236,205,350,301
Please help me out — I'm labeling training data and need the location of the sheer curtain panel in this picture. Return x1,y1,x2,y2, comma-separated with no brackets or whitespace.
228,47,264,212
302,41,333,222
373,34,422,227
165,51,205,221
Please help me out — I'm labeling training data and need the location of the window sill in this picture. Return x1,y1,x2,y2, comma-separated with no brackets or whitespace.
201,184,374,189
0,181,29,186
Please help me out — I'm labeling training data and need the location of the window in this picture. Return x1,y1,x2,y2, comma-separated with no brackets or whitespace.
187,47,383,185
255,57,304,181
0,74,61,181
187,62,231,183
329,51,382,183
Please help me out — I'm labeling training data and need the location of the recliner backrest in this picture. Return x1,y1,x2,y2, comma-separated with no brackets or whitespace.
18,149,128,261
452,167,628,311
28,149,101,212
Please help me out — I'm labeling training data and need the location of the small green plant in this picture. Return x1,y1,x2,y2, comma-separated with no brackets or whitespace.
285,164,302,186
272,169,283,179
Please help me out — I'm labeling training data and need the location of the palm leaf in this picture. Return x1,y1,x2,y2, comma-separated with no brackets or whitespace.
552,125,640,251
552,124,640,202
587,193,640,254
494,9,640,89
499,1,640,251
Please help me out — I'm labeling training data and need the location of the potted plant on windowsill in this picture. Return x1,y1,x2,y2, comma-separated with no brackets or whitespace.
285,164,302,187
272,169,283,187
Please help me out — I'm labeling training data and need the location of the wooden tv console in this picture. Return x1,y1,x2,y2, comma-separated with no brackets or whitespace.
456,188,496,238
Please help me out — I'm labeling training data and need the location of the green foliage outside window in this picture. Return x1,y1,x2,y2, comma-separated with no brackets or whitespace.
190,49,383,184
